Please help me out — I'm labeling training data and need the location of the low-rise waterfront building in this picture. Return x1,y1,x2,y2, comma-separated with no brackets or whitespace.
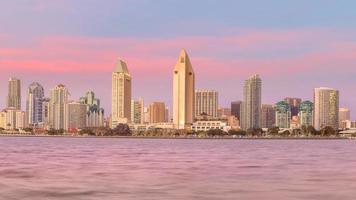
191,120,229,132
0,107,27,130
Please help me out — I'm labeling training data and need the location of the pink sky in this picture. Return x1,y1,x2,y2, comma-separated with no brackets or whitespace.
1,28,356,118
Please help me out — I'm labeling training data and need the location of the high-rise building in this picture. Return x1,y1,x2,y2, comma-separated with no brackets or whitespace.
241,74,262,130
173,49,195,129
131,98,144,124
112,59,132,127
339,108,350,129
7,77,21,110
80,91,104,127
299,101,313,127
195,89,218,118
284,97,302,117
313,87,339,130
64,101,87,131
261,104,275,129
26,82,45,126
275,101,291,129
49,84,69,130
149,102,166,123
231,101,242,120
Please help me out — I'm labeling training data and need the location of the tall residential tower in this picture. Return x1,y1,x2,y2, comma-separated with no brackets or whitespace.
49,84,69,130
313,87,339,130
7,77,21,110
240,75,262,130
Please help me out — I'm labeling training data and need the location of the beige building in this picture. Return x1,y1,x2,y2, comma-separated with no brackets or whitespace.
217,107,232,118
241,74,262,130
149,102,166,123
339,108,351,130
313,87,339,130
0,111,6,129
0,108,26,130
195,89,218,118
173,49,195,129
49,84,69,130
131,98,144,124
7,77,21,110
65,101,87,131
143,107,150,124
191,120,229,132
112,59,132,127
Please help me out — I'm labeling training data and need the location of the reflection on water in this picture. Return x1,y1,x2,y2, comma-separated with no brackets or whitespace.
1,137,356,200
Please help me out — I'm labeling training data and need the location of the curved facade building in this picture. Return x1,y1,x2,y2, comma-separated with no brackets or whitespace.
299,101,313,127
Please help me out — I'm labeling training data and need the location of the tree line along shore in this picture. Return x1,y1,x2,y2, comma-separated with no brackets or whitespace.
1,124,354,139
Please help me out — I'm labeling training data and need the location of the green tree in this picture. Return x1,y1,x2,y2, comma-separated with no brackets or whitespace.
321,126,336,136
228,129,247,137
79,128,95,136
306,125,317,136
206,129,226,137
112,123,132,136
247,128,263,137
268,127,280,136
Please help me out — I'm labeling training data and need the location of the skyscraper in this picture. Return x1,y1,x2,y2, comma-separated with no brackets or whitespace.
49,84,69,130
112,59,132,128
299,101,313,127
261,104,275,129
149,102,166,123
275,101,291,129
284,97,302,117
173,49,195,129
313,87,339,130
241,74,262,130
7,77,21,110
26,82,45,126
231,101,242,120
195,89,218,118
131,98,144,124
80,91,104,127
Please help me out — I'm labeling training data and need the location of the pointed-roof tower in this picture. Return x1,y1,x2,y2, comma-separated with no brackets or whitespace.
115,59,130,74
173,49,195,129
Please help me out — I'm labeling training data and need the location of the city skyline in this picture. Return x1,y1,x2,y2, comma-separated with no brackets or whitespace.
1,1,356,118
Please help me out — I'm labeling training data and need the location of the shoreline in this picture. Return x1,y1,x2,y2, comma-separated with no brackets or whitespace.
0,134,351,140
